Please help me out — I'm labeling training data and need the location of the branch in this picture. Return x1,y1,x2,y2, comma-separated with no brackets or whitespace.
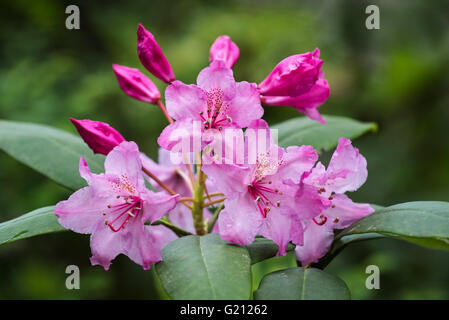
151,219,192,237
207,203,224,233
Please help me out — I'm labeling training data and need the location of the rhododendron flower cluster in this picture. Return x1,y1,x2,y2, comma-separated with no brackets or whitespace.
54,24,372,270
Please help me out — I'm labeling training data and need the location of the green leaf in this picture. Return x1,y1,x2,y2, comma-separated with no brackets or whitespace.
254,267,350,300
273,115,377,151
337,201,449,251
246,237,295,265
0,206,65,246
0,120,105,190
156,234,252,299
313,233,385,269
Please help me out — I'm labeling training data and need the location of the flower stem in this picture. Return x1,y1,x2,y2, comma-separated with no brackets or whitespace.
191,168,207,235
203,197,226,208
142,166,176,195
142,166,191,209
156,99,174,124
207,202,224,233
206,192,224,198
151,219,192,237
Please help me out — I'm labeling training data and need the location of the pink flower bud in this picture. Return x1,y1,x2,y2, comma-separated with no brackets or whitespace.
70,118,126,155
258,48,323,97
209,35,240,68
113,64,161,104
262,76,330,124
137,24,175,84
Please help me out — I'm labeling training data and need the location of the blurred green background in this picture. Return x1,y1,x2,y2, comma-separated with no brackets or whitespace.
1,0,448,299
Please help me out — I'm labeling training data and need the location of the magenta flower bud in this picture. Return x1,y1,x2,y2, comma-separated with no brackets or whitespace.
258,48,323,97
70,118,126,155
262,76,330,124
209,35,240,68
112,64,161,104
137,24,175,84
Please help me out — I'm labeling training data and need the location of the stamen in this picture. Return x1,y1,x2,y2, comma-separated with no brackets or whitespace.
105,198,142,232
313,214,327,226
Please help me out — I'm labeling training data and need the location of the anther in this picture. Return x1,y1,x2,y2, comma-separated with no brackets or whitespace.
276,201,281,207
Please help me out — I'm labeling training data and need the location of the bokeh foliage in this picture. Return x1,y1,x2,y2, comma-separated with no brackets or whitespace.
0,0,448,299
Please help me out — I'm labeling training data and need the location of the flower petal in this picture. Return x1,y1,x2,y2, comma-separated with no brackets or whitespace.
141,191,179,223
259,209,302,257
325,193,374,229
54,187,111,234
104,141,145,192
293,182,331,220
157,118,203,152
165,81,207,120
126,224,177,270
278,145,318,184
197,60,236,100
89,220,132,270
169,203,196,234
294,221,334,266
227,81,264,128
201,156,251,199
326,137,368,194
218,196,263,245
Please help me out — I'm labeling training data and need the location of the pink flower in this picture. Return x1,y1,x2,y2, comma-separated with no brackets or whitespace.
202,120,320,255
54,141,179,270
262,76,329,124
157,60,264,151
137,24,175,83
70,118,126,155
209,35,240,68
113,64,161,104
295,138,374,266
258,48,323,97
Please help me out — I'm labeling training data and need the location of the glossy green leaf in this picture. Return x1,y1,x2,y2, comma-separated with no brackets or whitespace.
0,206,65,245
313,233,385,269
156,234,252,299
337,201,449,251
0,120,105,190
246,237,295,265
254,267,350,300
273,115,377,151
